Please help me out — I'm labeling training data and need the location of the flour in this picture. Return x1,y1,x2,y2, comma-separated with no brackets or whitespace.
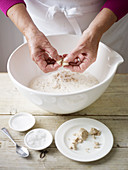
29,69,99,93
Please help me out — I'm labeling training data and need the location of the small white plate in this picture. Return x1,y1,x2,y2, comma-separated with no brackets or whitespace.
24,128,53,150
55,118,114,162
9,112,35,132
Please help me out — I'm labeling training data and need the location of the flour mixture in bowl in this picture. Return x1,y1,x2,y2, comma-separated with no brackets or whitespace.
29,69,99,94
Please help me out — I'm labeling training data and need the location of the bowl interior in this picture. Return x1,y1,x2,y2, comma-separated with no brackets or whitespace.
8,34,123,89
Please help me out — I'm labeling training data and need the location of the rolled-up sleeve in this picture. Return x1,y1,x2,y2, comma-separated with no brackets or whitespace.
0,0,26,16
101,0,128,21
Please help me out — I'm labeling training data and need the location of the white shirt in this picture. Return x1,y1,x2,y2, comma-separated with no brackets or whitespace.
24,0,128,73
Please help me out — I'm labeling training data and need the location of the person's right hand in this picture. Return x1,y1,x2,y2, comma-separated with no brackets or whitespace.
26,30,61,73
7,4,61,73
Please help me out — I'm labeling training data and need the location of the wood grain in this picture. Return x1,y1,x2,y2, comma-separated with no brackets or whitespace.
0,73,128,169
0,115,128,170
0,148,128,170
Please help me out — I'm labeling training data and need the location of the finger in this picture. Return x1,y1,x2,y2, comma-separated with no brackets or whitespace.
46,46,61,61
79,63,89,72
65,65,82,73
70,57,81,66
78,53,86,62
72,66,82,72
64,65,74,71
63,49,81,63
33,52,55,73
79,57,95,72
62,54,68,59
34,54,45,65
64,64,80,72
35,56,48,72
46,58,56,65
64,56,90,73
45,63,60,73
37,53,61,73
65,54,96,73
43,52,50,60
54,62,61,69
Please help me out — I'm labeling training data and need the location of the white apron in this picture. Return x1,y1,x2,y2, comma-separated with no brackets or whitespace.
24,0,128,73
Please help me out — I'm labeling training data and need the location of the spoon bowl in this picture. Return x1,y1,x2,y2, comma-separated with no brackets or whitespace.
16,144,29,157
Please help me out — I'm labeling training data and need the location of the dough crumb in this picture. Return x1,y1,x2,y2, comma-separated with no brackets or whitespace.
94,142,100,149
69,128,88,150
57,59,63,65
73,133,77,136
69,127,102,151
79,128,89,141
92,135,96,139
90,128,101,136
69,143,77,150
78,139,83,143
85,148,90,152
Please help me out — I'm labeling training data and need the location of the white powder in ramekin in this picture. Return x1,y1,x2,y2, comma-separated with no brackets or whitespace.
26,130,46,148
29,69,99,93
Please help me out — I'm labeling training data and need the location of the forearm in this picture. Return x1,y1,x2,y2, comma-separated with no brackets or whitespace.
86,8,117,40
7,4,39,40
88,0,128,37
101,0,128,21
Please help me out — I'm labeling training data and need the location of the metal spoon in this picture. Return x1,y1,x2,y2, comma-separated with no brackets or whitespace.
1,127,29,158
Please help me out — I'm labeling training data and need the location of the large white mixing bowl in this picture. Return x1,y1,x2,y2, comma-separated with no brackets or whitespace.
7,34,123,114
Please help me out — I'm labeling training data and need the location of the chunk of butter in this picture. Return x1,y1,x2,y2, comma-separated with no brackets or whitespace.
57,59,62,65
63,62,69,66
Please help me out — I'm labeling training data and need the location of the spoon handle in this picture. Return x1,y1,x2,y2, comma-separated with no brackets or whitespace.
1,128,17,146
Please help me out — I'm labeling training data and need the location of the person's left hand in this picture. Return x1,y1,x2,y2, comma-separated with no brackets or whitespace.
63,29,101,73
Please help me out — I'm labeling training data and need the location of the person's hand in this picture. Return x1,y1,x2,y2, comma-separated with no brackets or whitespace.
63,29,101,73
7,4,61,73
26,30,62,73
7,4,117,73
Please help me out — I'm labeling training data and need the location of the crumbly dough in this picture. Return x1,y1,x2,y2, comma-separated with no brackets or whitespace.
69,128,88,150
56,59,69,66
92,135,96,139
79,128,89,140
69,143,77,150
56,59,63,66
90,128,101,136
69,127,101,151
94,141,100,149
62,62,69,66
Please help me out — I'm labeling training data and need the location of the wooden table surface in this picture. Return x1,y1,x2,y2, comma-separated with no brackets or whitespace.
0,73,128,170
